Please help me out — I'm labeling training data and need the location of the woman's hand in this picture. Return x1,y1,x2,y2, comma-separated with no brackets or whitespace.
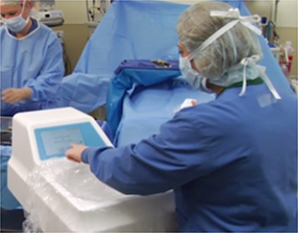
65,144,88,163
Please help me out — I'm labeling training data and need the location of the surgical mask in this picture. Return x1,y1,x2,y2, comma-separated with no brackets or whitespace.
179,56,212,93
2,2,29,33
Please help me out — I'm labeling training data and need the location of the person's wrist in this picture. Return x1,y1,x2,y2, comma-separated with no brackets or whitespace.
21,88,32,100
82,148,89,164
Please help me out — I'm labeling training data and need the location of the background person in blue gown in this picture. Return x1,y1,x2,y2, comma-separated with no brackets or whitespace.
0,0,64,214
65,1,296,232
0,0,64,116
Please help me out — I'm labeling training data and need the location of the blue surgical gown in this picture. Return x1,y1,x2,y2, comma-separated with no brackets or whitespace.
0,20,64,116
82,82,297,232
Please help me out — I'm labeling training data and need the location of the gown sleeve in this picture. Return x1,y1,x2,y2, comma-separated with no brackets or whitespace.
81,106,233,195
25,33,64,102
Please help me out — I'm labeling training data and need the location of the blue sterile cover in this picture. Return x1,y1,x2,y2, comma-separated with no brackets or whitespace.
107,59,181,134
51,0,292,113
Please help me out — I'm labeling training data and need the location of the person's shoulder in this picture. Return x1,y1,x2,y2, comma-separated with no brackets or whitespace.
0,25,7,35
178,100,222,119
0,26,10,41
35,21,61,44
176,99,238,131
174,101,215,124
37,21,57,36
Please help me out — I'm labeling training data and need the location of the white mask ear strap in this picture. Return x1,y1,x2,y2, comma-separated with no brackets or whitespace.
239,58,248,96
239,55,281,99
239,55,260,96
21,0,28,16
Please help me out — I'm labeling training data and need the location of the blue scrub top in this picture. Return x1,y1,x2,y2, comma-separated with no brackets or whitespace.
0,19,64,116
82,81,297,232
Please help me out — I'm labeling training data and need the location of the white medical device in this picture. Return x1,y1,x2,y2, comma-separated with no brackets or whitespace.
8,107,177,232
39,10,64,27
35,0,64,27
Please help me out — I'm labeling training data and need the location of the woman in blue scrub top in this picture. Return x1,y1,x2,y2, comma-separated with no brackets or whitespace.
66,2,297,232
0,0,64,116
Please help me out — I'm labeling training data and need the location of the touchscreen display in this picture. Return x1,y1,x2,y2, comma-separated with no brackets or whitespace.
40,128,84,156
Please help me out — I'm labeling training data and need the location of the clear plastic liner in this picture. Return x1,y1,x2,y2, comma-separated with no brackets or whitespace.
23,158,124,232
23,158,177,232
